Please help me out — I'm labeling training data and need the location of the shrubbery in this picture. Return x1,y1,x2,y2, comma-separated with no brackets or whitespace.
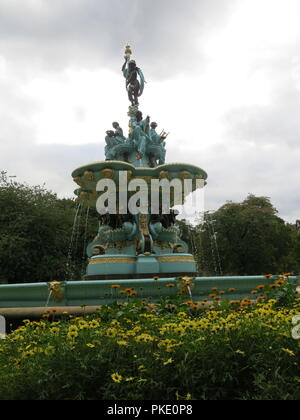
0,291,299,400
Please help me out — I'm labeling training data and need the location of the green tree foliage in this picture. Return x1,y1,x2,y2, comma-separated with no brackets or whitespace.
180,194,300,276
1,172,299,282
0,171,98,284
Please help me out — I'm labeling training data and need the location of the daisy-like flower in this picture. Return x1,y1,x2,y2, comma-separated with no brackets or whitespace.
67,331,78,340
86,343,95,348
68,325,78,333
111,373,123,383
129,289,137,296
276,280,285,285
111,284,121,289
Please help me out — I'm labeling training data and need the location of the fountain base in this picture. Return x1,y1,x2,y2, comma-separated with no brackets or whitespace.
84,253,197,280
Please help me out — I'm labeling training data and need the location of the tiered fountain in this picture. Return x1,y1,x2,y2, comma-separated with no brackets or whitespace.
72,45,207,281
0,46,298,317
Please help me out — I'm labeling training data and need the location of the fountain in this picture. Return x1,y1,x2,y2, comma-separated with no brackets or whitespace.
0,47,298,317
72,46,207,281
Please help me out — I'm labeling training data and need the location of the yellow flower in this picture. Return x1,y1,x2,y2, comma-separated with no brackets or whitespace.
51,327,60,334
117,340,128,346
44,346,55,356
163,358,174,366
281,348,295,357
86,343,95,348
107,328,117,337
78,321,89,330
235,350,245,356
174,326,185,336
135,334,155,343
111,284,121,289
125,377,134,382
67,331,78,340
111,373,123,383
89,320,100,329
68,325,78,333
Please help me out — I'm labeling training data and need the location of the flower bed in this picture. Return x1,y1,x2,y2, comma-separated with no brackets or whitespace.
0,291,299,400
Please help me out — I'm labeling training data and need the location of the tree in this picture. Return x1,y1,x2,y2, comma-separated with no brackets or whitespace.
0,172,98,284
190,195,300,276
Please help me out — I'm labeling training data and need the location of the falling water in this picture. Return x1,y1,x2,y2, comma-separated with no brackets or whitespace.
74,204,84,255
206,213,223,276
209,216,223,276
65,202,82,281
81,206,90,277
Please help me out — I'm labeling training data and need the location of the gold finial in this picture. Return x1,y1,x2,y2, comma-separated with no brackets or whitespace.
124,44,132,59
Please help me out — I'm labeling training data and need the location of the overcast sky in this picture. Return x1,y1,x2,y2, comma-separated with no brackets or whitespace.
0,0,300,222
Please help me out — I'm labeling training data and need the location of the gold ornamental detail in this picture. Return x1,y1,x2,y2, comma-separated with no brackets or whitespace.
89,257,136,264
48,281,64,302
140,214,150,236
73,177,84,187
157,256,195,263
84,170,94,181
101,168,115,179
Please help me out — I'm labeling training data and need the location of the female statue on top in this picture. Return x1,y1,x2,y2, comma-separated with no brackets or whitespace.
122,46,145,106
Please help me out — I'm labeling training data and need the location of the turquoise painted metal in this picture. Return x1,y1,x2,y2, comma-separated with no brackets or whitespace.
71,46,208,281
0,277,298,309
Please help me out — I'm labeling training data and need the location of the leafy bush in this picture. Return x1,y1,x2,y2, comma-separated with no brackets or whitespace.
0,294,299,400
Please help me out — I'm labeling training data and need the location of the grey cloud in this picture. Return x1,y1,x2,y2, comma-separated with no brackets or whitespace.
0,0,237,78
225,87,300,147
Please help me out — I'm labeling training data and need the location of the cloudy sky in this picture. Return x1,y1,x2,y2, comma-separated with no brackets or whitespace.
0,0,300,221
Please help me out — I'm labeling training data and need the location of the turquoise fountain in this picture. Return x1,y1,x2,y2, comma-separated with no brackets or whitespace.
1,46,297,317
72,45,207,281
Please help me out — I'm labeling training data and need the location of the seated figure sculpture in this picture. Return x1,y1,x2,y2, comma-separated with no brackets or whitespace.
149,122,167,165
104,123,125,160
128,110,150,160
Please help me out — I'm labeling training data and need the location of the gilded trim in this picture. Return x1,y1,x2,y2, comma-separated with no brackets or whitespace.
157,256,195,263
89,257,136,264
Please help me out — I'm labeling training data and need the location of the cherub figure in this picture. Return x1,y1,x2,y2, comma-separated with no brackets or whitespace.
149,122,168,165
122,57,145,106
